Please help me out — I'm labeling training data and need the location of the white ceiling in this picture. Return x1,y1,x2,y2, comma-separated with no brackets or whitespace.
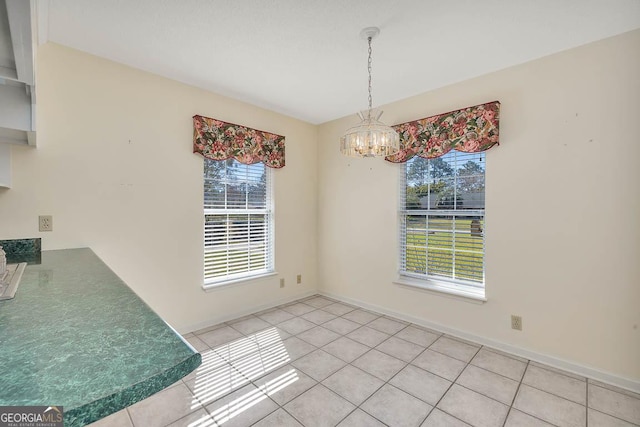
44,0,640,124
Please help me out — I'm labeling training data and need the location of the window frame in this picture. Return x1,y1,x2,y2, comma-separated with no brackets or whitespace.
203,159,275,289
397,152,486,301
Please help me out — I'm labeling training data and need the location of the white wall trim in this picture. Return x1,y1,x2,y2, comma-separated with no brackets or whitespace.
202,272,278,292
394,277,486,304
0,144,11,188
36,0,50,46
319,290,640,394
177,290,316,335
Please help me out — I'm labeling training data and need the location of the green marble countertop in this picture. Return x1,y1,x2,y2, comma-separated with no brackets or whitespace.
0,248,201,426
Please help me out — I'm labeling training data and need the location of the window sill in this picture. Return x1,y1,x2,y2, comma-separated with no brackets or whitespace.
393,276,486,304
202,271,278,292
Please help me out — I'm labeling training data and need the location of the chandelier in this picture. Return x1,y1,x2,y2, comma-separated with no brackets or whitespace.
340,27,400,158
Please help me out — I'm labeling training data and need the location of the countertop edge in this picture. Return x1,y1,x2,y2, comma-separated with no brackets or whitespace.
65,352,202,427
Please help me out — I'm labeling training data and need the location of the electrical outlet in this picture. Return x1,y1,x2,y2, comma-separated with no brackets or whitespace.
511,315,523,331
280,278,285,288
39,215,53,232
296,274,302,284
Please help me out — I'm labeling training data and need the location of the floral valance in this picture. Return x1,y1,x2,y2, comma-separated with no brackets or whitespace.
193,115,285,168
385,101,500,163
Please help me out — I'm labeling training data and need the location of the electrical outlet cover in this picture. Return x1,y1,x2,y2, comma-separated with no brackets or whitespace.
511,315,522,331
39,215,53,232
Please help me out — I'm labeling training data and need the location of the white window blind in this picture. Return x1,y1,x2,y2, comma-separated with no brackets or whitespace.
204,159,274,285
400,151,485,288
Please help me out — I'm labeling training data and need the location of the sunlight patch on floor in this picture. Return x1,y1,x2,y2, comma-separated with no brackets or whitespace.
258,368,299,397
189,327,291,411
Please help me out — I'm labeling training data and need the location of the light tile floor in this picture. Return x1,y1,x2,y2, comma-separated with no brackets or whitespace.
90,295,640,427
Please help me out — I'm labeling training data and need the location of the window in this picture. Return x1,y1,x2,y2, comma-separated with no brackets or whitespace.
204,159,274,286
400,151,485,293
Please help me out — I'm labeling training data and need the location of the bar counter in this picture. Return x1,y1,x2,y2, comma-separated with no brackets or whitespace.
0,248,201,426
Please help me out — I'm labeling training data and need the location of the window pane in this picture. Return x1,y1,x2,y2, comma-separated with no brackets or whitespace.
405,157,429,210
401,151,485,287
428,157,455,180
204,159,273,284
456,154,485,210
204,160,229,209
247,164,267,209
404,215,426,274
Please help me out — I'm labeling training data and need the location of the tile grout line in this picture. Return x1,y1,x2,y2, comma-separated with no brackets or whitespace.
467,359,524,384
500,359,528,427
283,313,412,425
325,379,389,427
357,330,535,425
345,318,590,423
219,332,291,427
124,407,135,427
380,323,447,426
280,309,593,422
244,310,343,425
502,361,576,427
587,378,640,400
245,388,282,427
518,377,588,409
200,323,440,424
186,295,638,427
206,306,474,425
319,294,640,394
422,344,476,365
582,382,639,427
185,297,365,426
247,341,320,425
272,309,392,426
421,344,482,427
588,408,640,427
586,379,589,427
529,360,588,383
278,403,308,427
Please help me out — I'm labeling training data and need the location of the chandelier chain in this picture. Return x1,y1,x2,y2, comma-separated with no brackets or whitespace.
339,27,399,158
367,36,373,111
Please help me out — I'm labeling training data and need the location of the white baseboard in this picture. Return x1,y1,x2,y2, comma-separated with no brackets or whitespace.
178,290,317,335
319,290,640,394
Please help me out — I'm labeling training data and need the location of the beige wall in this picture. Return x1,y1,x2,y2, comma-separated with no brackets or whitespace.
1,31,638,385
0,43,318,332
317,29,640,382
